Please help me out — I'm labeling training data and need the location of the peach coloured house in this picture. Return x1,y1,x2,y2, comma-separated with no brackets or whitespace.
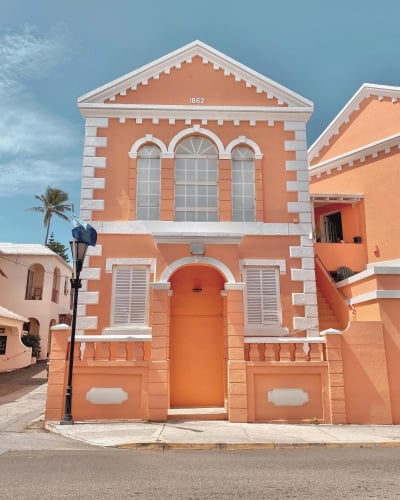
44,43,398,424
309,84,400,424
0,306,32,372
0,243,72,362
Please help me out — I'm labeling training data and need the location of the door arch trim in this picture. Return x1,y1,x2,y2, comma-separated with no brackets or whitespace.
159,256,236,284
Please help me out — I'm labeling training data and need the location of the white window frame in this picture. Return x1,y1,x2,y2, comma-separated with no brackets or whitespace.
243,266,287,336
136,145,161,220
110,265,150,329
231,146,255,222
174,136,218,221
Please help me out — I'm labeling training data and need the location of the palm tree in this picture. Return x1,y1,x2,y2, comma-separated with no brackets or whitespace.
28,187,72,244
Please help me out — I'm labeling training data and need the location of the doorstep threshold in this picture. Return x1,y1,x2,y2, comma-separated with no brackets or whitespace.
168,407,226,416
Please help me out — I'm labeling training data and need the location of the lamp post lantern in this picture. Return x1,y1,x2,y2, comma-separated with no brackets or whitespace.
60,239,89,425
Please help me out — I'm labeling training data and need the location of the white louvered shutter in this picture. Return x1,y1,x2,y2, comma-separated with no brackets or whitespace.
113,267,148,325
245,268,279,326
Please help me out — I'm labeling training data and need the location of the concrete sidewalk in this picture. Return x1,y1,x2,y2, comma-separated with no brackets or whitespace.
4,365,400,451
45,420,400,450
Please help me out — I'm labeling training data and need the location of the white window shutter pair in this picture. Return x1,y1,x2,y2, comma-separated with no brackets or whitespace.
245,268,280,326
113,267,148,325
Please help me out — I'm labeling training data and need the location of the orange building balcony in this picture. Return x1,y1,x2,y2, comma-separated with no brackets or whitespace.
314,242,367,274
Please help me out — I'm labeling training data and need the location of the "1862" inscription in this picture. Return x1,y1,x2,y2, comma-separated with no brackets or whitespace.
190,97,206,104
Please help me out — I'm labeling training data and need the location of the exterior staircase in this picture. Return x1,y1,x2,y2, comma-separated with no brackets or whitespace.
317,290,342,331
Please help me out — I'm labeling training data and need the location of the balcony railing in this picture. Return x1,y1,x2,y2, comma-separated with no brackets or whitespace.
68,334,152,362
314,242,366,273
244,337,326,362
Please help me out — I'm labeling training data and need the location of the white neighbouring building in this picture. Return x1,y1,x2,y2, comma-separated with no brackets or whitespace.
0,243,72,362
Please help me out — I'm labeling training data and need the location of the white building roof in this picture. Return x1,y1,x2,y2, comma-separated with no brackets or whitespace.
0,243,56,256
0,243,72,271
0,305,28,322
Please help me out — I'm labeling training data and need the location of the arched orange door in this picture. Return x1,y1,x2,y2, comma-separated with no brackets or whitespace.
170,266,225,408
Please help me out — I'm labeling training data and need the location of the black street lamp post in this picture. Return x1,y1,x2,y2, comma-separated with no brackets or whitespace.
60,240,89,425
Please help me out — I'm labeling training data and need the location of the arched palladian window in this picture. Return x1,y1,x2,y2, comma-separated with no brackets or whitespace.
174,136,218,221
232,146,255,222
136,145,161,220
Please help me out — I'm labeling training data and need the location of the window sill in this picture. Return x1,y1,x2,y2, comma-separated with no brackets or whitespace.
244,325,289,337
103,325,152,337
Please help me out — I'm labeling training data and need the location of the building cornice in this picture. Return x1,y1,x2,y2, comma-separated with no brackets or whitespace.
78,103,313,123
90,220,312,239
348,290,400,305
336,259,400,305
309,133,400,178
336,259,400,288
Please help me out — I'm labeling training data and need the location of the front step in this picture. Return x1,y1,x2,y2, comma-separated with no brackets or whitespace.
168,407,228,421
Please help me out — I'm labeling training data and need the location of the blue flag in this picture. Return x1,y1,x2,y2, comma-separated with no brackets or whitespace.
71,213,97,246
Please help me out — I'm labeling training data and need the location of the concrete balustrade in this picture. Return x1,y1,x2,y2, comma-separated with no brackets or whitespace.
244,337,326,362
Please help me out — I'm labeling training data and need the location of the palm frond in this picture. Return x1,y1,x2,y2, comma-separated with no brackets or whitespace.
28,186,72,242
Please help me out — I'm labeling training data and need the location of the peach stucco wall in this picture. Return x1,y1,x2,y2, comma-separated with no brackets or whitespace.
380,300,400,422
340,322,392,424
85,234,305,336
247,365,329,422
107,56,286,108
94,119,297,224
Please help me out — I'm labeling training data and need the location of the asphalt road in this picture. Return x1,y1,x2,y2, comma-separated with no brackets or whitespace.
1,365,400,499
0,361,48,403
1,447,400,499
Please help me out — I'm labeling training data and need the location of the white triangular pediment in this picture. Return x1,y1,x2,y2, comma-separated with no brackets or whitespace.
78,40,312,108
308,83,400,162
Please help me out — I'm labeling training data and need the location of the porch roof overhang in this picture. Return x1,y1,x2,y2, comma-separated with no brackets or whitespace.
310,193,364,205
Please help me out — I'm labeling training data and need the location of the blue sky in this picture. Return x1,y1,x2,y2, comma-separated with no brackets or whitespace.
1,0,400,249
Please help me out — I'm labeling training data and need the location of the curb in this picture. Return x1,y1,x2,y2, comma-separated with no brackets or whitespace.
116,441,400,450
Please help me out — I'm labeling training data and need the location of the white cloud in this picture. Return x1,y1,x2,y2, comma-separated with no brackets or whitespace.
0,26,81,197
0,26,66,86
0,157,81,197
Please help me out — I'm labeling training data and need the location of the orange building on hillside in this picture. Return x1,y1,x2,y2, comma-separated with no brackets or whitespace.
309,83,400,424
46,44,400,425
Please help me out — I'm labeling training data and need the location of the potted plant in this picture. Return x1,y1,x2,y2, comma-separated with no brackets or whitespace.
21,333,41,358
